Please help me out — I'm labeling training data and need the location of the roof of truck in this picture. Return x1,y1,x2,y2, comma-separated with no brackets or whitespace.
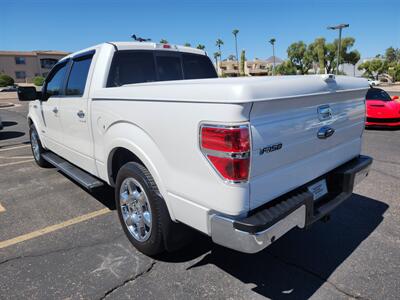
61,42,207,62
107,41,206,55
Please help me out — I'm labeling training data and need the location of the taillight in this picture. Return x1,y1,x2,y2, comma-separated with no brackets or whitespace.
200,124,250,183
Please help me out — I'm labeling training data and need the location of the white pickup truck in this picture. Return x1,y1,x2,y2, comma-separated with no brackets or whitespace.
18,42,372,255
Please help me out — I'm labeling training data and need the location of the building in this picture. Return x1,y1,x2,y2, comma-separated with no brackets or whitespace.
218,55,284,77
0,50,70,83
218,59,240,77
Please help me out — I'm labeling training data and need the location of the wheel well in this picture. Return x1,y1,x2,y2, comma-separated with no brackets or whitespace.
110,148,144,185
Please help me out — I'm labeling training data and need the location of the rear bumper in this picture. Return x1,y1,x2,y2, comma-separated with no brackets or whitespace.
210,155,372,253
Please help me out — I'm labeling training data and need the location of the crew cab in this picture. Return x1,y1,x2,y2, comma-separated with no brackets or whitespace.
18,42,372,255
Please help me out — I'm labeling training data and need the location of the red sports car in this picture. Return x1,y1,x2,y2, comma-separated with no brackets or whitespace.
365,88,400,127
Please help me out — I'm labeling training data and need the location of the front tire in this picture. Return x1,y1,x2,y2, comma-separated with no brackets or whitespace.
30,125,51,168
115,162,168,256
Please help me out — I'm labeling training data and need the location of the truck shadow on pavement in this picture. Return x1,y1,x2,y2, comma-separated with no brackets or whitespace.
0,131,25,140
158,193,388,299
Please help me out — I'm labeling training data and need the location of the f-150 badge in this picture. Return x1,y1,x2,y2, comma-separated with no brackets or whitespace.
259,143,283,155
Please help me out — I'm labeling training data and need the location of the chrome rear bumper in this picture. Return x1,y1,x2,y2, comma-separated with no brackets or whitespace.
210,155,372,254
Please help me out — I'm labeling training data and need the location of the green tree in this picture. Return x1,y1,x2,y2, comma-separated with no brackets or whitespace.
227,54,236,61
183,42,191,47
240,50,246,76
275,61,297,75
196,44,205,50
344,50,361,76
33,76,45,86
269,38,276,75
232,29,239,62
308,37,326,74
159,39,168,44
0,74,14,87
215,38,224,59
385,47,400,63
388,64,400,82
213,51,221,72
358,59,388,79
287,41,313,74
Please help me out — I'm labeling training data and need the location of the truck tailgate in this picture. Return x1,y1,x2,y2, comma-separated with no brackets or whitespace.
249,87,367,210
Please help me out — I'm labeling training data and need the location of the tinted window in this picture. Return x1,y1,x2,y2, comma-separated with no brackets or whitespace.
107,51,156,87
182,53,217,79
66,56,93,96
366,88,392,101
156,55,183,81
46,63,68,97
107,50,217,87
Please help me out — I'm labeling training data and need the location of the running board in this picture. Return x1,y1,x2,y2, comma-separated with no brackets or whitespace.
42,152,103,189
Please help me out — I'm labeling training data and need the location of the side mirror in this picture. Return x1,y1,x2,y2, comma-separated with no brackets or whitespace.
391,95,399,101
17,86,41,101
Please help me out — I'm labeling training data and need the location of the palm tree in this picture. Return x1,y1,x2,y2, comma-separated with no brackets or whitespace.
216,38,224,60
184,42,191,47
232,29,239,62
159,39,168,44
213,51,221,74
269,38,276,75
196,44,205,50
347,50,361,76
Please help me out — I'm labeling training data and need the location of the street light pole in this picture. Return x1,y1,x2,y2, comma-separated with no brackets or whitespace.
327,24,349,75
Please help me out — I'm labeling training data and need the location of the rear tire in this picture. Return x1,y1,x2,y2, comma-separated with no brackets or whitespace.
115,162,177,256
29,125,51,168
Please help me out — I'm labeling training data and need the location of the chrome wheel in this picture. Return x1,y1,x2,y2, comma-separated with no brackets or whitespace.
31,130,41,161
119,178,152,242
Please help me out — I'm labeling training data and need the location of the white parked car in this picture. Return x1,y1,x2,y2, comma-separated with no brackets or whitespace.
18,42,372,255
368,79,380,86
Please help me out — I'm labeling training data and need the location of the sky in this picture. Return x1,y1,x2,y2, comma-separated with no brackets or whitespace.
1,0,399,60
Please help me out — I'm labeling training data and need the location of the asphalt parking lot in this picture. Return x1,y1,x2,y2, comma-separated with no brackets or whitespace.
0,91,399,299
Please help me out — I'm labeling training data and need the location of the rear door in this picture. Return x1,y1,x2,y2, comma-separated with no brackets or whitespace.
249,89,367,209
56,51,97,175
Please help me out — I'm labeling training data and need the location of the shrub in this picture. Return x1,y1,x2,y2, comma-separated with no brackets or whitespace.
0,74,14,87
33,76,45,86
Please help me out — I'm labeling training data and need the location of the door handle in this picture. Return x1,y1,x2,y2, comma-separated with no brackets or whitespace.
77,110,85,118
52,107,58,114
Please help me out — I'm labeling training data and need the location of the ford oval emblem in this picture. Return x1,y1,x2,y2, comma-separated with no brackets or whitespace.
317,126,335,139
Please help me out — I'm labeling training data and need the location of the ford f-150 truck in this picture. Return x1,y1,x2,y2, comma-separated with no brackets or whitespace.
18,42,372,256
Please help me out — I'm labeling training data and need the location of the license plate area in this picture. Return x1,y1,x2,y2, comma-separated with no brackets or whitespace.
307,179,328,201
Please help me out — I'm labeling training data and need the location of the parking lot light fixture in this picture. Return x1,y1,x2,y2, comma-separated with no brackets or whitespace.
327,24,349,75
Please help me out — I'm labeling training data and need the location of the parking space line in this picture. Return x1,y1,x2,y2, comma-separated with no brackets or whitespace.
0,145,30,152
0,208,111,249
0,159,34,167
0,156,33,159
0,203,5,213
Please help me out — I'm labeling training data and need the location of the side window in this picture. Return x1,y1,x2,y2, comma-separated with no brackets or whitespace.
46,62,68,97
66,56,93,96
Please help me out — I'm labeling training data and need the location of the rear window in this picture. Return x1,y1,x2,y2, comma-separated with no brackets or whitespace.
156,55,183,81
366,88,392,101
107,50,217,87
182,53,217,79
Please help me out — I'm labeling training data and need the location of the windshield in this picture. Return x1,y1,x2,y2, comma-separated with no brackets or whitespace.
366,88,392,101
107,50,217,87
